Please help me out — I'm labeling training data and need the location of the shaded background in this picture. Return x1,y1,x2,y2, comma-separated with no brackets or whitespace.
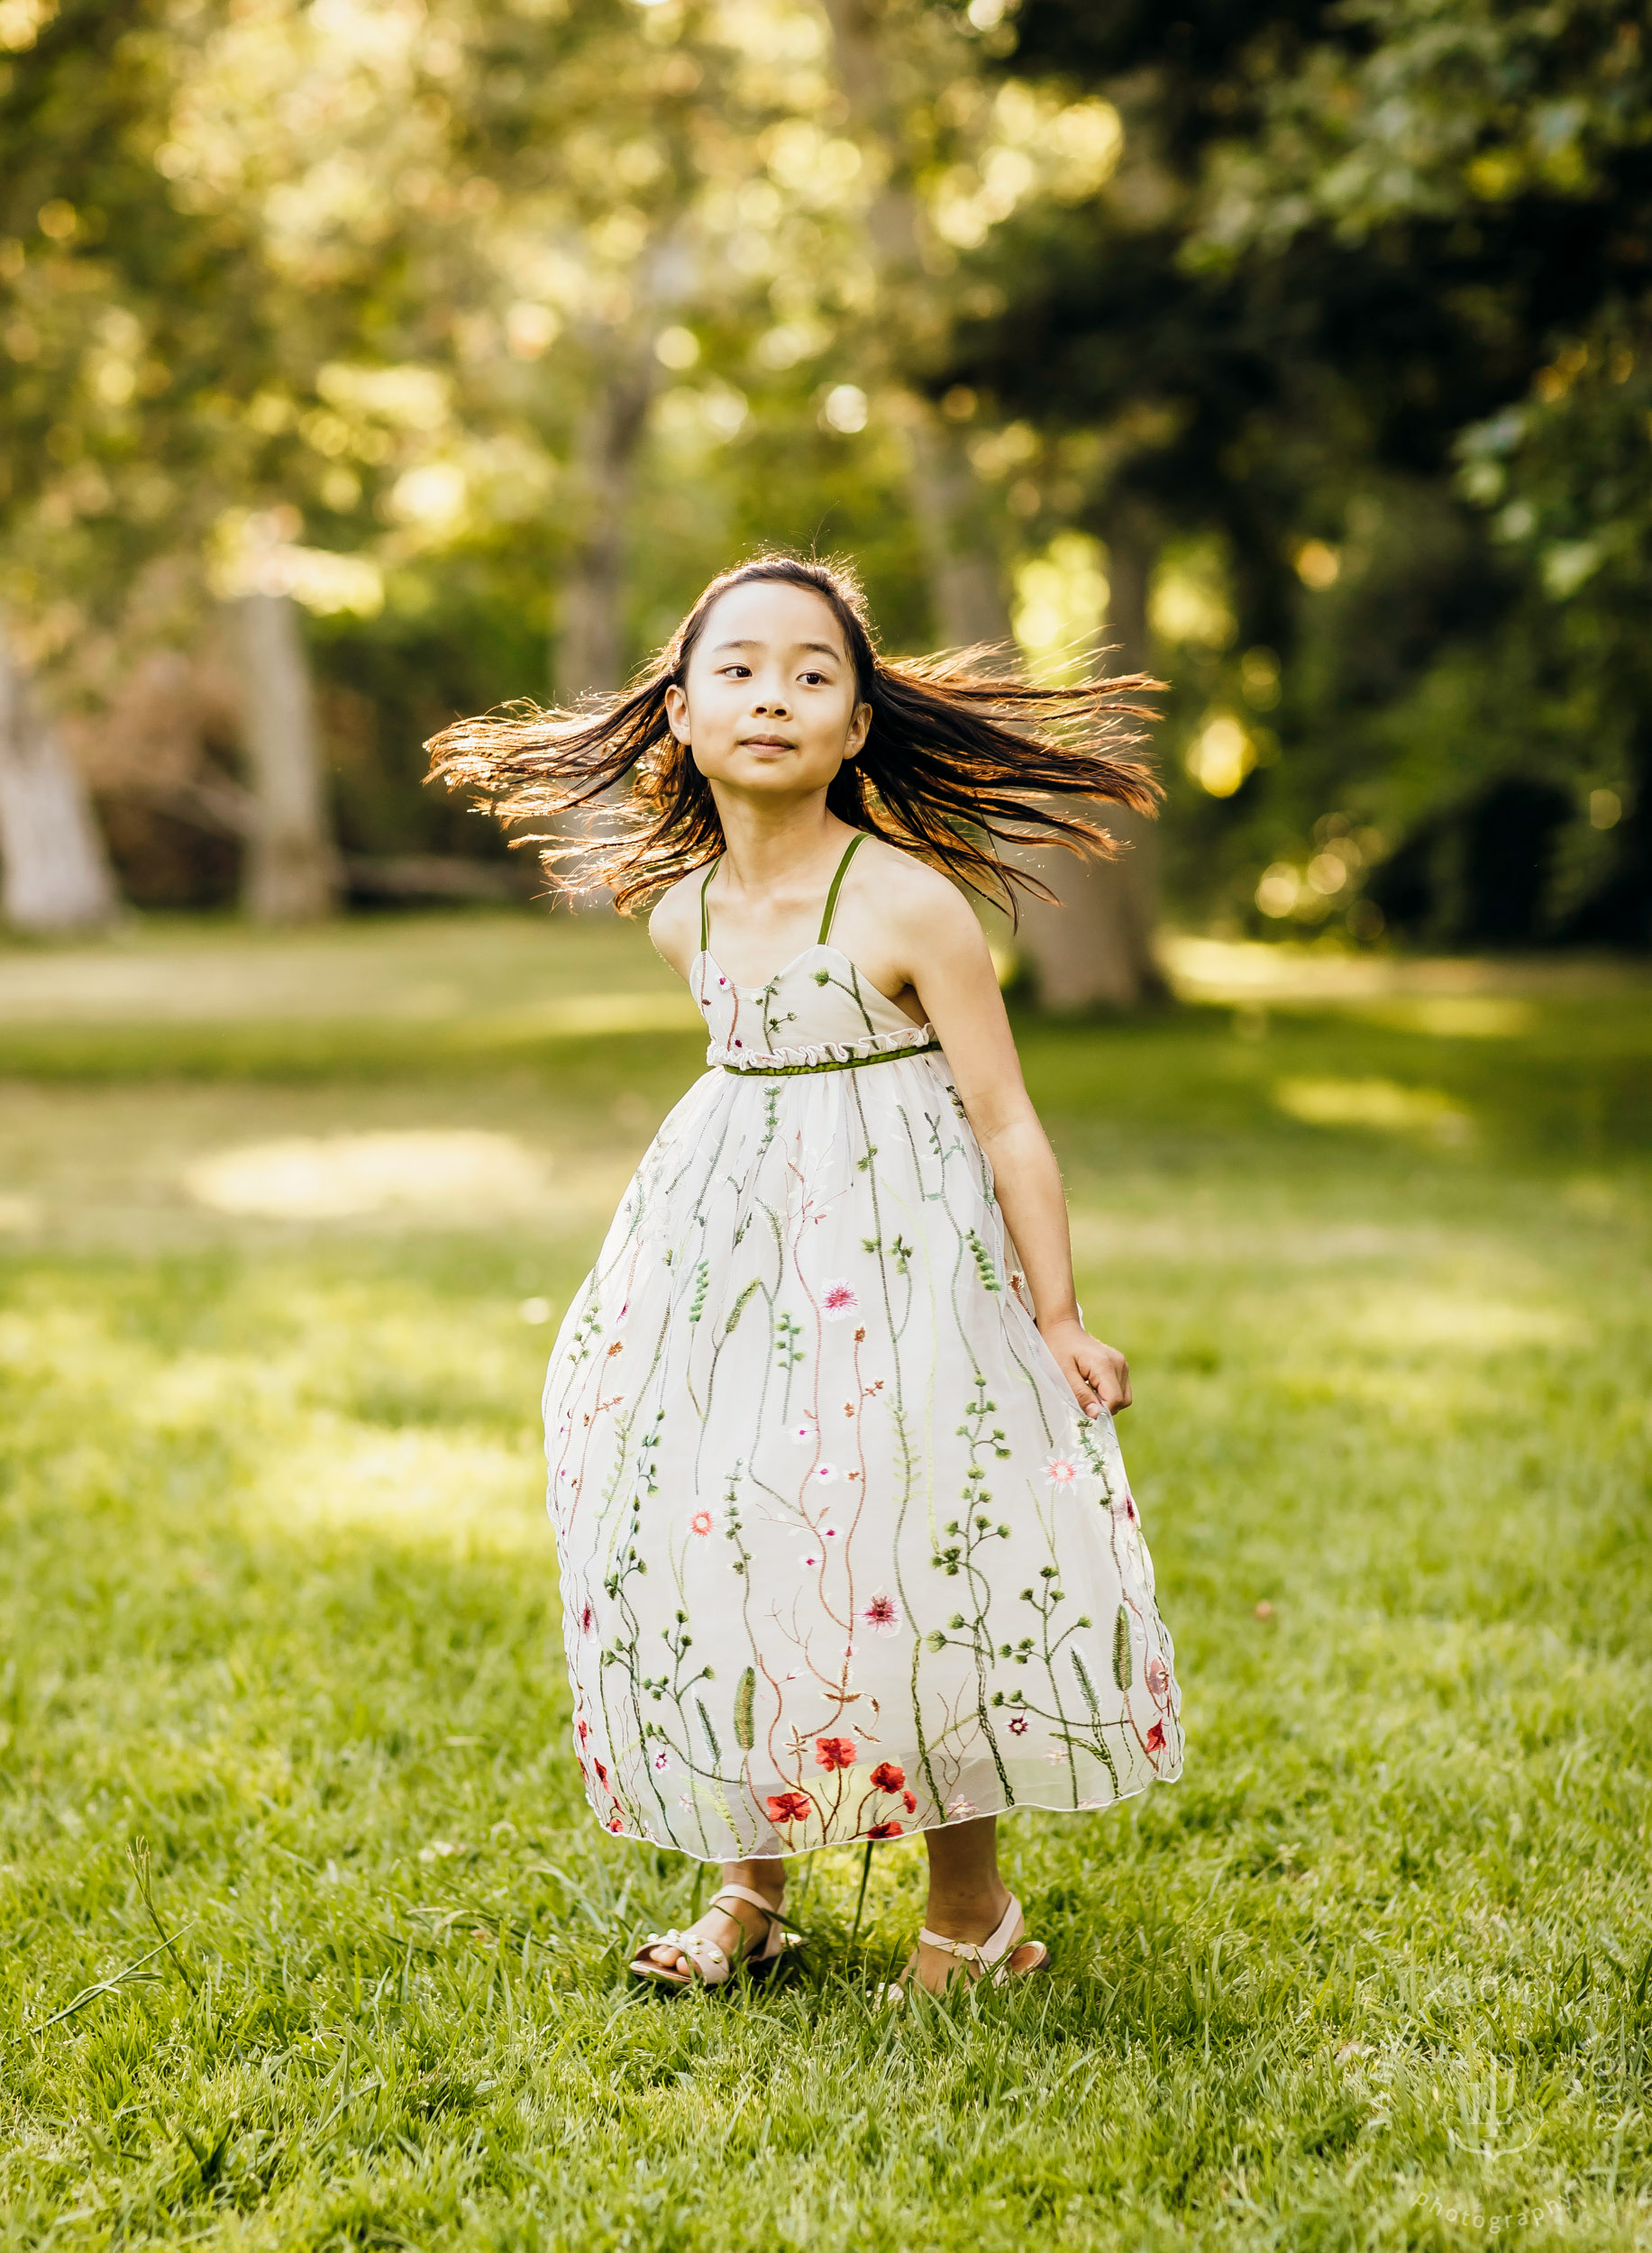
1,0,1647,982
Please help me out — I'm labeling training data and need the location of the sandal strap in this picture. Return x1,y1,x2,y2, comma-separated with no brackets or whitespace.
642,1928,727,1966
917,1893,1024,1971
709,1884,785,1921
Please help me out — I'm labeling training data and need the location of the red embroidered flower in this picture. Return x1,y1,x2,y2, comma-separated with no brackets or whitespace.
814,1735,857,1772
607,1815,625,1833
866,1820,902,1840
765,1790,814,1824
820,1281,859,1321
869,1760,906,1794
1008,1715,1029,1735
902,1791,917,1813
594,1760,608,1786
689,1510,714,1537
580,1604,595,1635
1145,1720,1166,1756
576,1718,589,1742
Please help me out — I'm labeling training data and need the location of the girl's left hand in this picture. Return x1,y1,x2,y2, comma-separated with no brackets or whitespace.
1039,1318,1132,1418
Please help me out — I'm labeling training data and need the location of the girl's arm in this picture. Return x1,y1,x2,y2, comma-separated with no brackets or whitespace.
887,865,1131,1419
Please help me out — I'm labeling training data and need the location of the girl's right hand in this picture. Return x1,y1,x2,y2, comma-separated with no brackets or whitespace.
1038,1317,1132,1417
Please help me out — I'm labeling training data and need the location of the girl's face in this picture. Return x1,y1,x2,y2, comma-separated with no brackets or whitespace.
665,580,871,802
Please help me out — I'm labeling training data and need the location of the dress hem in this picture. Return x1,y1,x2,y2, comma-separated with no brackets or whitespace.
584,1760,1185,1864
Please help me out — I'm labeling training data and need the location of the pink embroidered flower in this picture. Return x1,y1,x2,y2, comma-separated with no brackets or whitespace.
1145,1655,1170,1701
870,1760,906,1794
652,1748,671,1774
1112,1487,1139,1523
862,1591,901,1636
580,1604,595,1636
799,1548,823,1570
689,1510,715,1537
820,1280,859,1321
821,1522,843,1543
814,1735,857,1772
1008,1715,1029,1735
1145,1720,1167,1757
1044,1453,1081,1488
787,1420,814,1446
945,1796,978,1822
765,1790,814,1824
810,1463,838,1485
867,1820,902,1839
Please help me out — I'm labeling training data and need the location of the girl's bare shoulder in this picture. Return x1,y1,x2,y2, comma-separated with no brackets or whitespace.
648,867,709,979
851,836,985,949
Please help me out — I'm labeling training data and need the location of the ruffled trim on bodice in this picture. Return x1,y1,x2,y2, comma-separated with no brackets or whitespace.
707,1021,939,1072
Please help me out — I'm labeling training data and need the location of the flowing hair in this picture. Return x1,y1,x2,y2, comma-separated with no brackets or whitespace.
424,552,1162,919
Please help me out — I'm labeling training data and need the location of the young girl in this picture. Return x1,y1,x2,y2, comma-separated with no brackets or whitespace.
429,555,1182,1995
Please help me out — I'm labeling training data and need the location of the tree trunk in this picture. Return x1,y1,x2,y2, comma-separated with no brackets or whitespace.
554,369,654,699
228,590,342,924
817,0,1163,1006
902,404,1014,652
0,627,121,935
1010,503,1165,1009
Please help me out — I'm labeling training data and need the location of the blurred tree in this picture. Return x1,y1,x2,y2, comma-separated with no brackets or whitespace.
948,0,1651,949
0,618,119,930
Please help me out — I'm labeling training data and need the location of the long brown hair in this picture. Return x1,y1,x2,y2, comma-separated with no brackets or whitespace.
424,552,1161,919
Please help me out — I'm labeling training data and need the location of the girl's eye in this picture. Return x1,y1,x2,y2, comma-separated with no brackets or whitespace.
719,664,751,679
799,671,826,686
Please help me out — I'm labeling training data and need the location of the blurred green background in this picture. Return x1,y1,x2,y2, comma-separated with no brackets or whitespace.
1,0,1647,961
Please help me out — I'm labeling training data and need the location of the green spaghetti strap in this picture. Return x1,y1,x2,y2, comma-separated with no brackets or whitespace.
699,858,720,954
817,833,866,946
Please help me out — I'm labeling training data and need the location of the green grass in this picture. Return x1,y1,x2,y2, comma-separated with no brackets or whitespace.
2,915,1649,2250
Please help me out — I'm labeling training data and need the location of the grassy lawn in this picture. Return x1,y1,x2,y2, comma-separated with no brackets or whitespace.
2,912,1649,2252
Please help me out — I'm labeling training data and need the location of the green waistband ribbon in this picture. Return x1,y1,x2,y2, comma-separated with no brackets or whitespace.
721,1037,943,1079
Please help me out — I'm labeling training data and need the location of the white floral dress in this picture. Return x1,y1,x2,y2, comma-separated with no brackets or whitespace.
543,835,1183,1860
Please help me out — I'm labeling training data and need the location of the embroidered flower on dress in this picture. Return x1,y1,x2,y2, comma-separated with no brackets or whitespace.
866,1820,902,1839
799,1549,823,1570
902,1791,917,1813
689,1510,715,1537
862,1591,901,1636
810,1464,838,1485
1008,1715,1029,1735
1145,1720,1167,1756
766,1790,814,1824
1145,1655,1170,1701
580,1603,595,1636
652,1748,671,1774
869,1761,906,1794
787,1421,814,1446
820,1281,859,1321
945,1796,979,1822
814,1735,857,1772
1044,1454,1081,1488
607,1815,625,1833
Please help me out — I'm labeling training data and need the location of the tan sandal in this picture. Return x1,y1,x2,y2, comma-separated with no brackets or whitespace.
629,1883,794,1991
882,1893,1049,2002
